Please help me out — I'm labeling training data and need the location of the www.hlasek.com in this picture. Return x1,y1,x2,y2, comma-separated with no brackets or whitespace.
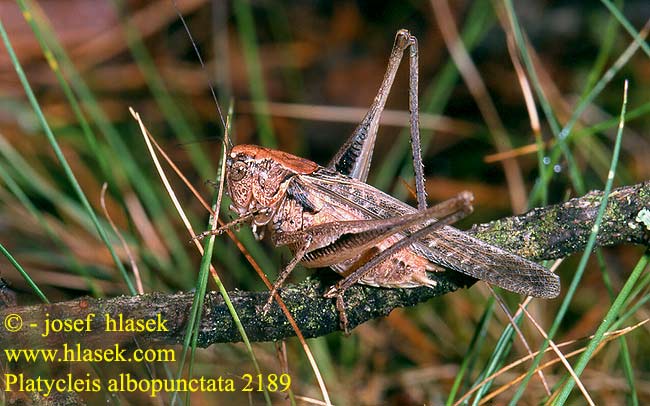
5,343,175,362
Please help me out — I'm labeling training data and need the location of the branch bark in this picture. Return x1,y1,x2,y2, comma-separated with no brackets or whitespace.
2,182,648,347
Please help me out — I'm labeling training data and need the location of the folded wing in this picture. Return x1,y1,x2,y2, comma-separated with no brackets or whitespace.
297,170,560,298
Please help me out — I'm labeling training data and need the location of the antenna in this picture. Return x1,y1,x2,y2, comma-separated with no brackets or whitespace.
171,0,232,148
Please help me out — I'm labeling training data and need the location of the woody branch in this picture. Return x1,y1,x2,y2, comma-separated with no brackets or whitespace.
1,181,648,346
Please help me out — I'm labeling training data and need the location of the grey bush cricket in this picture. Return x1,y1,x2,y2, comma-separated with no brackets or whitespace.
200,29,560,331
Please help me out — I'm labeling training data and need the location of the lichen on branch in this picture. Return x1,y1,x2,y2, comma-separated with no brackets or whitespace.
1,182,648,346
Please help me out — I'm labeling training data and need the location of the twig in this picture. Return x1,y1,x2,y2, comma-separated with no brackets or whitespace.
1,182,648,346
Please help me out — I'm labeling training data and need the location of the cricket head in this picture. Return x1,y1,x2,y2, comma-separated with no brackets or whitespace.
226,145,319,226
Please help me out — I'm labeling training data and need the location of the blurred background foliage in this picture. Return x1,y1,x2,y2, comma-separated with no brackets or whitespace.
1,0,650,404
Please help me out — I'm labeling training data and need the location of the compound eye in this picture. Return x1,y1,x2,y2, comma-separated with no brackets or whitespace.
229,160,248,182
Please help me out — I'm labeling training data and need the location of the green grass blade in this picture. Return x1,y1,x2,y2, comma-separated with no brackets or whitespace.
552,253,649,405
618,337,638,406
0,161,102,296
165,107,273,405
112,0,215,179
503,0,585,197
233,0,277,148
374,0,493,197
600,0,650,57
592,248,638,404
0,134,110,243
0,18,136,295
470,309,523,404
0,243,48,303
182,214,218,405
529,20,647,204
580,0,621,96
446,297,495,405
573,101,650,141
551,81,633,404
16,0,113,186
112,1,277,285
610,293,650,333
21,0,205,284
510,81,629,405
